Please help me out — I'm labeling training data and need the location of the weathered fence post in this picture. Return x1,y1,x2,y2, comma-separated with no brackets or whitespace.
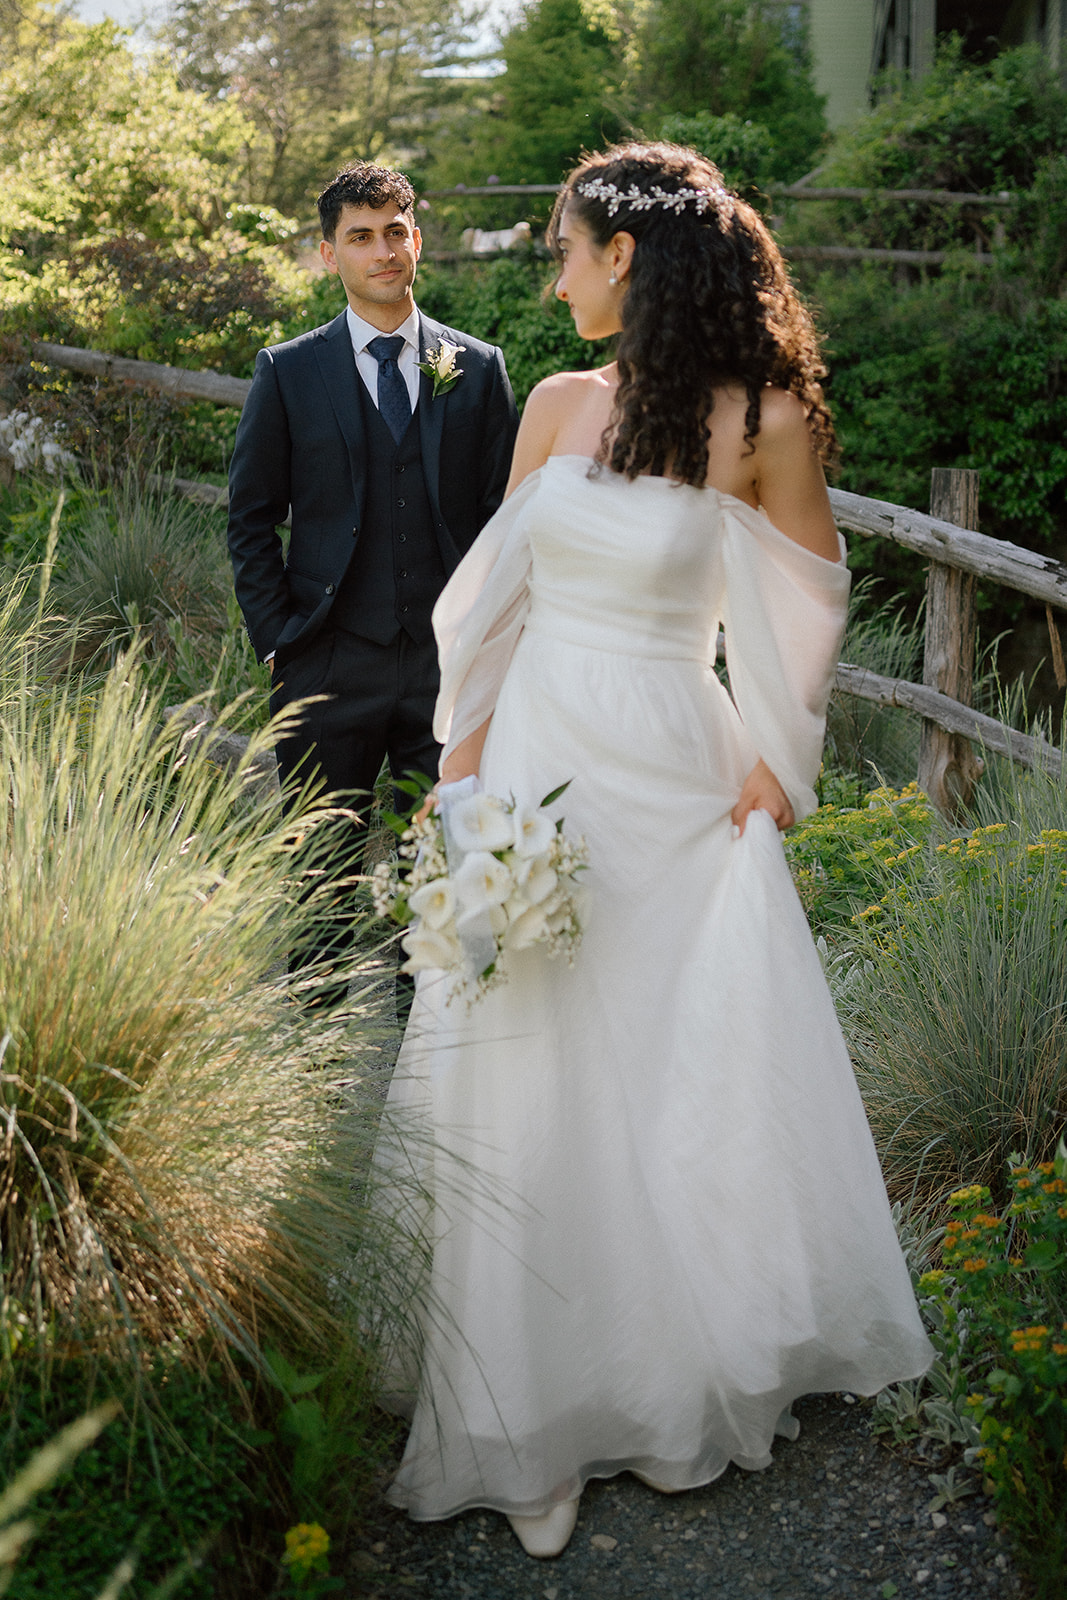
917,468,984,815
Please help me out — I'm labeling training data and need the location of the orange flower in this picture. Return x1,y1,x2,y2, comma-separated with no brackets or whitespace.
961,1257,989,1272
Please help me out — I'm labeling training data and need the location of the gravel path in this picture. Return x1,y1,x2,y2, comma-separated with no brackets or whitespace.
346,1394,1024,1600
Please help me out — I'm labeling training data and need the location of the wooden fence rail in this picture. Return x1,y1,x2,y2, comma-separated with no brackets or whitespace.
11,340,1063,807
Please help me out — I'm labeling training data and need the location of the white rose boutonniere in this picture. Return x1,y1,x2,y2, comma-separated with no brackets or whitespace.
418,339,465,399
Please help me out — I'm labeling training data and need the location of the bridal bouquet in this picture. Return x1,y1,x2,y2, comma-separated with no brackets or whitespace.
371,781,588,1003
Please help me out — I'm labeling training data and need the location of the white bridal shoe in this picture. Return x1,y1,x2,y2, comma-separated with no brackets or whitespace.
632,1470,686,1494
506,1498,580,1558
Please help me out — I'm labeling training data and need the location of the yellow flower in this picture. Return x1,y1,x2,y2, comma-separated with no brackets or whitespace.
283,1523,331,1571
949,1184,987,1206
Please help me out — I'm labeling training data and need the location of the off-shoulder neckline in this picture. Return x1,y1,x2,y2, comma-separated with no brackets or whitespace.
540,453,847,572
544,452,760,514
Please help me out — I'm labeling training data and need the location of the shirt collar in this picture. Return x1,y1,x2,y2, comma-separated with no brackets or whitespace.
346,304,421,355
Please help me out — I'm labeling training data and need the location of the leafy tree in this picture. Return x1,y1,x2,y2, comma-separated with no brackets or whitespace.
0,9,261,253
808,40,1067,255
657,110,777,190
165,0,478,210
427,0,627,190
784,44,1067,698
631,0,825,182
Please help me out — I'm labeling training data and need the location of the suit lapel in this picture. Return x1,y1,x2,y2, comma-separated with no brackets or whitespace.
315,310,367,521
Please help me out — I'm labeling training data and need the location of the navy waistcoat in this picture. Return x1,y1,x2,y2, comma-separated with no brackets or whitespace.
329,374,445,646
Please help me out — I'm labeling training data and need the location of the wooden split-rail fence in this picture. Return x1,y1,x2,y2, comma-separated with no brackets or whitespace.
418,181,1016,267
17,339,1065,814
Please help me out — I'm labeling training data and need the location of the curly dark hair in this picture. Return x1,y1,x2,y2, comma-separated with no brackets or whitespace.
317,162,416,241
547,142,837,485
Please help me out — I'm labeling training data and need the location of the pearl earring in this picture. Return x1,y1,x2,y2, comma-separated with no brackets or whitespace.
608,271,618,286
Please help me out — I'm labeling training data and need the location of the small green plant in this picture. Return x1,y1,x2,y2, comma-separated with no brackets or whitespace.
0,1402,120,1595
918,1155,1067,1599
280,1522,342,1596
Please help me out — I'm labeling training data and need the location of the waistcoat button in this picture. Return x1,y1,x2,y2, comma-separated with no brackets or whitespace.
324,583,335,595
397,498,406,508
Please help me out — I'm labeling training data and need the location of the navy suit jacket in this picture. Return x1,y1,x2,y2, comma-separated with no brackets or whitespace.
227,308,519,668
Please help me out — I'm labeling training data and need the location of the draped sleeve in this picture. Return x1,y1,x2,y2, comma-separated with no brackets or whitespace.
719,499,850,822
432,468,541,768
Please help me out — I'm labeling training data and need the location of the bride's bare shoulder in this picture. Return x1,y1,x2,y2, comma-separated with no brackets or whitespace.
506,365,617,494
527,364,616,413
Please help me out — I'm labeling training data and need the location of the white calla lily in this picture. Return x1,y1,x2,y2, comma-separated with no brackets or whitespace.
448,794,515,853
522,862,558,906
401,924,462,972
408,877,457,930
503,904,550,951
512,806,556,858
452,850,514,912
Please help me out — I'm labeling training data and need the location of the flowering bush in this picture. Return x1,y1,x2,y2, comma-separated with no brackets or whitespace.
855,822,1067,948
372,784,587,1003
915,1152,1067,1599
784,781,934,938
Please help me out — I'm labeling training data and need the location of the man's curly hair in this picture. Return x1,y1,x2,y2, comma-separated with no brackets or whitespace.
547,141,837,486
317,162,416,241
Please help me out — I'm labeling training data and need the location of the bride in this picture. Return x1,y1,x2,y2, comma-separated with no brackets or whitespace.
374,141,933,1559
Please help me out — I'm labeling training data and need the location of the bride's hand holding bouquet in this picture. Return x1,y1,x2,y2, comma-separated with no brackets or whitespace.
371,777,588,1004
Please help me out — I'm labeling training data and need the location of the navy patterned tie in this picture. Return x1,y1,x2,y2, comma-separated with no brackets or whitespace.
366,334,412,443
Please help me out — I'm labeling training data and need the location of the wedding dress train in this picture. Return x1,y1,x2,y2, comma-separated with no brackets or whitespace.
374,455,932,1521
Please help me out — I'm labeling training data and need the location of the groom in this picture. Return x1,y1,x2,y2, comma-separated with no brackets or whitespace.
227,160,518,1001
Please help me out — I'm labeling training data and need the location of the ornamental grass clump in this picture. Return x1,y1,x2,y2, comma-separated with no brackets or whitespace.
837,809,1067,1205
51,470,231,665
0,616,392,1365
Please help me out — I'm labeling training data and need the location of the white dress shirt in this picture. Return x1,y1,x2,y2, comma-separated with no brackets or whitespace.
346,305,422,412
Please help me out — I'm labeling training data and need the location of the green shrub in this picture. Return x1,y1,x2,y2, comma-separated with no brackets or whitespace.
825,580,923,793
1,1359,254,1598
917,1158,1067,1600
415,256,609,407
785,781,934,939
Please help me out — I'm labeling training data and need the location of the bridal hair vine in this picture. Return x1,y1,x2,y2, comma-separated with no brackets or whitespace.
574,177,732,220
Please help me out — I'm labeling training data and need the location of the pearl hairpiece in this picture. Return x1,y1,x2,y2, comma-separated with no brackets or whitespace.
574,177,732,220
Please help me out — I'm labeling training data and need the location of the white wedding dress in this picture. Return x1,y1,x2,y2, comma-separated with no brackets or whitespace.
375,455,932,1521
